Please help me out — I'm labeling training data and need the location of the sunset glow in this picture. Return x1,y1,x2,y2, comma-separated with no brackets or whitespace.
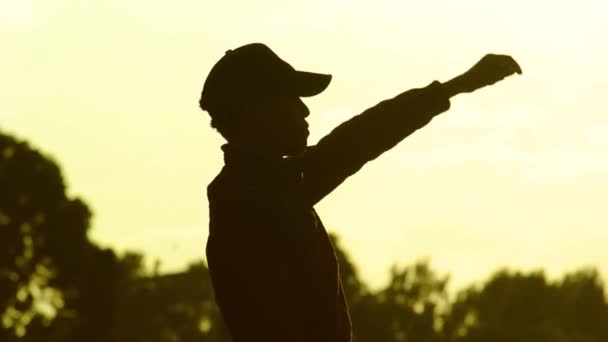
2,0,607,289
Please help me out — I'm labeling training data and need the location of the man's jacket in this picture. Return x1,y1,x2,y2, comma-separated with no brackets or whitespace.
206,81,450,341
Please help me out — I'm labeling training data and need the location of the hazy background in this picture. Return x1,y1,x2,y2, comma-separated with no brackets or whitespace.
2,0,607,290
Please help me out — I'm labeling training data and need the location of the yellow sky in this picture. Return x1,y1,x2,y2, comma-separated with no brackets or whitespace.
2,0,607,289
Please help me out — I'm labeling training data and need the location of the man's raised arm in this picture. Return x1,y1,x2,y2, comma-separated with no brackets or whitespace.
298,54,522,205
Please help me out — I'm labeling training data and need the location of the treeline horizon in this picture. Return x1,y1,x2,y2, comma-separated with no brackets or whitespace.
2,129,608,342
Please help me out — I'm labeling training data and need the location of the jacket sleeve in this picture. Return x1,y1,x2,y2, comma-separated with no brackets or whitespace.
298,80,451,205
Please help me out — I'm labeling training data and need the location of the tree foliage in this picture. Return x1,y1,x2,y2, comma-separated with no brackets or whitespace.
0,131,126,342
444,268,608,342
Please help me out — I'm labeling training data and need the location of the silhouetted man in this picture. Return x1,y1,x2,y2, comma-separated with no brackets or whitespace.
199,43,521,341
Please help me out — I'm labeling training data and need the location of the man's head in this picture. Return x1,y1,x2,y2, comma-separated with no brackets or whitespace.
199,43,331,156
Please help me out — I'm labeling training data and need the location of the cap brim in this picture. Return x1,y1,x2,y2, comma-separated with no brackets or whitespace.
293,71,332,97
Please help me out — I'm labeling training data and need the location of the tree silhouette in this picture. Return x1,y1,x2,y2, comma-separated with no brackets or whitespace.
111,258,230,342
330,235,449,342
0,131,121,342
352,260,449,342
0,131,230,342
443,268,608,342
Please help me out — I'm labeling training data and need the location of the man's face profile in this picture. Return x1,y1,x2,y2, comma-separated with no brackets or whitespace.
241,94,310,156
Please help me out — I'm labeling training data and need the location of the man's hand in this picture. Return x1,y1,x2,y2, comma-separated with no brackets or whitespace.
443,54,522,98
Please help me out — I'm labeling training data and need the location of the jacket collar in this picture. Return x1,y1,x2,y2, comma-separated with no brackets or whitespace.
222,144,283,171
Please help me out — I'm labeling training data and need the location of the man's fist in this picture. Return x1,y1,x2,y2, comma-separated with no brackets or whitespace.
443,54,522,97
461,54,522,92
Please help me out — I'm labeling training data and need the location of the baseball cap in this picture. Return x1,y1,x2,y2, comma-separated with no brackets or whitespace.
199,43,332,113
